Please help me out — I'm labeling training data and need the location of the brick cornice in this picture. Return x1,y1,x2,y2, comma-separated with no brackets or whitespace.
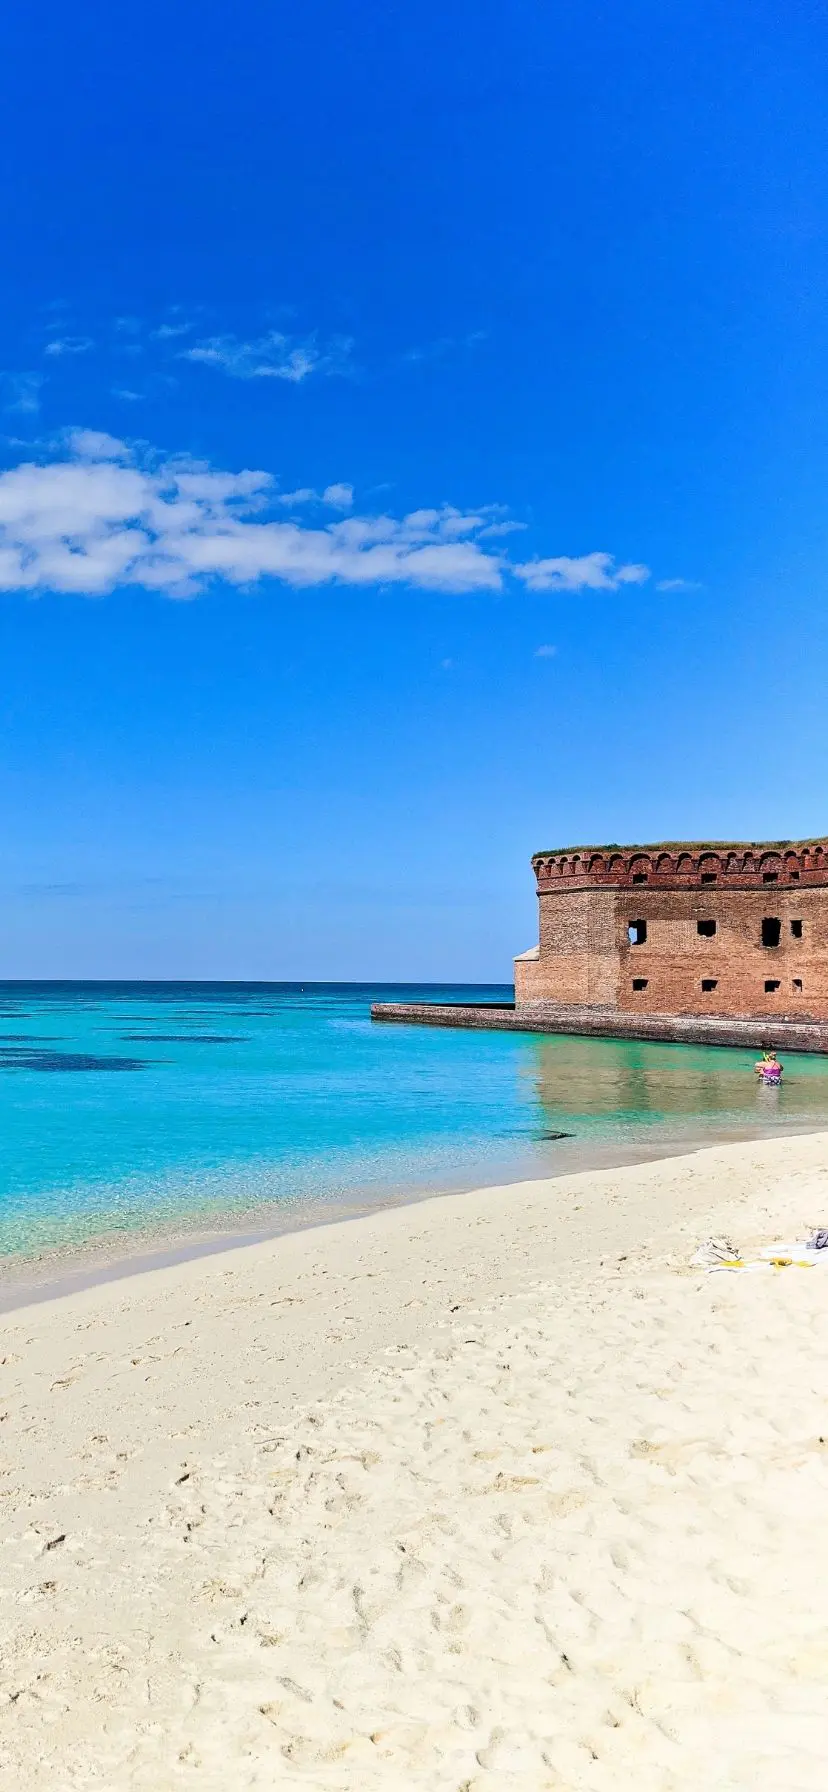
532,841,828,892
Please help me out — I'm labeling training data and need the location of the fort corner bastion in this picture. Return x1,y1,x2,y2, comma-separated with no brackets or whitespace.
372,838,828,1052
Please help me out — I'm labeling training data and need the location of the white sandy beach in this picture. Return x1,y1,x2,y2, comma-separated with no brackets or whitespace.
1,1133,828,1789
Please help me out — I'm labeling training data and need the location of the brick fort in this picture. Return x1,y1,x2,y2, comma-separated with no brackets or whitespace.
373,837,828,1051
515,838,828,1019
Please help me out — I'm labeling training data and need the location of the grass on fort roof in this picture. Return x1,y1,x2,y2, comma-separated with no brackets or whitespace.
531,837,827,859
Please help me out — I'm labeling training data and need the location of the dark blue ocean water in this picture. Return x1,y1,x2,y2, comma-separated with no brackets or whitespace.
1,981,827,1263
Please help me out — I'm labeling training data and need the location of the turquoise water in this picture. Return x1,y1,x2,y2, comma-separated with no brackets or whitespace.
1,980,828,1267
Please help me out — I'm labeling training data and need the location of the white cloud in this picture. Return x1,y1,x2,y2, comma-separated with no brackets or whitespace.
0,431,506,597
2,373,45,415
276,487,317,506
273,484,354,509
400,506,494,540
0,431,652,603
322,482,354,510
534,643,557,657
69,429,130,461
514,552,650,593
111,387,143,402
152,321,194,340
182,330,353,383
44,337,94,357
656,576,700,591
477,519,527,539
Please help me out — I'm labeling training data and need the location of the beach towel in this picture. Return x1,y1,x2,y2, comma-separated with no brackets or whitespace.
692,1231,828,1274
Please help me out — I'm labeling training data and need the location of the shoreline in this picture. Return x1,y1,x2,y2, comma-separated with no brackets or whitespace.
2,1108,827,1315
1,1131,828,1786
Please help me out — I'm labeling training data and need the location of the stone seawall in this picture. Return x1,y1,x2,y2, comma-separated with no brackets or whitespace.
371,1001,828,1053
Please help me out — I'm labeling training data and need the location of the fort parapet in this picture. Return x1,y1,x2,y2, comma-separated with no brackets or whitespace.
372,836,828,1049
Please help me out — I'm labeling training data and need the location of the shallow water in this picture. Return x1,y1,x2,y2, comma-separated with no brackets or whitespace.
1,980,827,1267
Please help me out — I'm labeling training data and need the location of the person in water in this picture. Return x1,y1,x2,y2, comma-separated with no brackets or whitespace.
754,1050,783,1084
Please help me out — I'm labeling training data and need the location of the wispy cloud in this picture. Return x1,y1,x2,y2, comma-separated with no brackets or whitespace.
514,552,650,593
276,487,317,506
478,519,526,540
534,643,557,657
44,336,94,358
656,576,700,591
1,373,45,415
182,330,353,383
273,484,352,508
403,337,453,365
151,308,200,341
111,387,143,402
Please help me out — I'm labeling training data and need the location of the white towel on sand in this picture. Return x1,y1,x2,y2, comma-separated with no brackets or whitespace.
693,1233,828,1273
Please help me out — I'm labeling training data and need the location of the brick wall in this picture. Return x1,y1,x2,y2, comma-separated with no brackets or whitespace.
515,839,828,1019
616,886,828,1017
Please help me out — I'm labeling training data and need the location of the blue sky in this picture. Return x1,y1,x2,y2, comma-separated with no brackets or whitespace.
0,0,826,978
